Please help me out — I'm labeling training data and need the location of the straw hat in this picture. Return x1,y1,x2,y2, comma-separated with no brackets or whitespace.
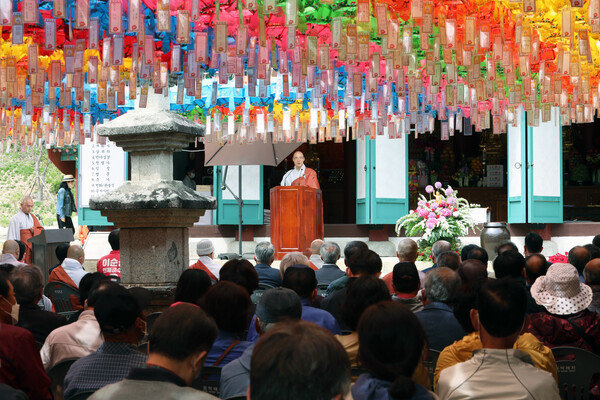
530,263,593,315
62,174,75,182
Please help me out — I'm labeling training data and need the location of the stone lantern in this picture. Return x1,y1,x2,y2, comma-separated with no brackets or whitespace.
89,96,215,290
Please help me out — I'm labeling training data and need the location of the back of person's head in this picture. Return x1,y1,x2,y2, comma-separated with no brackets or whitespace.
344,240,369,260
392,262,420,294
584,244,600,261
431,240,452,261
2,240,19,256
255,287,302,333
465,246,489,265
569,246,591,275
524,232,543,254
196,239,214,257
55,243,70,263
66,245,85,262
423,267,460,304
496,241,519,255
108,229,120,251
9,265,43,305
14,241,26,261
79,272,110,306
282,266,317,299
477,278,527,338
255,241,275,264
493,250,526,279
320,242,341,264
457,259,488,294
149,303,218,360
310,239,324,255
0,263,15,275
86,281,118,308
220,259,259,295
174,269,212,305
593,234,600,249
202,281,251,335
437,251,460,271
341,276,390,331
396,239,418,262
460,244,477,261
346,248,382,276
250,320,350,400
525,254,548,285
358,301,425,398
279,252,310,276
584,259,600,285
93,285,141,335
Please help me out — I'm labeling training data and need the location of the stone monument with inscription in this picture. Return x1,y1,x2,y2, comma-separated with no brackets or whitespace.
90,92,215,291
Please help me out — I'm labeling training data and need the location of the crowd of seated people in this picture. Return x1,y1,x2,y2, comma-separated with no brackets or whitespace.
1,232,600,400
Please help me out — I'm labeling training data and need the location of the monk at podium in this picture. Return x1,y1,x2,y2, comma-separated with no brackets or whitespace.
280,151,320,190
6,196,44,264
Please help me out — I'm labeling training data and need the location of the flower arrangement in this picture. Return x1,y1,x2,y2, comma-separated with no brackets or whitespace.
396,182,480,261
548,252,568,264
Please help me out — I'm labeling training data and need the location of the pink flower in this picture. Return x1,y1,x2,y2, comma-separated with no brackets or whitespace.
428,212,437,219
445,187,454,195
435,182,442,189
425,185,434,193
418,200,426,207
430,203,438,210
440,201,448,207
441,208,452,217
418,208,429,217
426,218,438,229
447,197,456,205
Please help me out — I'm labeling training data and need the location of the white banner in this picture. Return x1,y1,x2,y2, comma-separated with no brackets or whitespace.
79,138,126,208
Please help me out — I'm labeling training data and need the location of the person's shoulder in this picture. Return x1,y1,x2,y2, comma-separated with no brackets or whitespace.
1,323,33,340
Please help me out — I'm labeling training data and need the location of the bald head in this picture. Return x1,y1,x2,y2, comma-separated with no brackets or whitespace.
584,259,600,285
568,246,591,275
458,259,488,293
525,254,548,285
20,196,33,215
292,151,305,169
67,245,85,264
396,239,418,262
2,240,19,258
310,239,324,255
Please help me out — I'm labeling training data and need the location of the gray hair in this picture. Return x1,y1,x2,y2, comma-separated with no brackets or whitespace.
423,267,460,304
280,252,310,277
310,239,324,255
10,265,43,305
397,239,418,261
320,242,341,264
255,241,275,264
431,240,452,261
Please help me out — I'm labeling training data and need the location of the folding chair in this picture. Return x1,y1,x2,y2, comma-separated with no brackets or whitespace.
44,282,80,313
552,346,600,400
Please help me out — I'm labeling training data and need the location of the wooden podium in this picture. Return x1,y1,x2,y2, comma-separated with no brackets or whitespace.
270,186,324,259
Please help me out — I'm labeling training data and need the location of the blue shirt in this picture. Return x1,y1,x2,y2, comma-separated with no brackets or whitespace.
253,263,282,287
56,187,75,219
415,302,465,352
246,298,341,341
205,331,252,367
63,342,147,400
219,343,254,399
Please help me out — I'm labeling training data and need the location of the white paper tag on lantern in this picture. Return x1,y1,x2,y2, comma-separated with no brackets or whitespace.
44,18,56,50
76,0,89,28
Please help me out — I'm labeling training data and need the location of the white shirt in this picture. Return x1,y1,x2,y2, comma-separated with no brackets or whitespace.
6,210,34,241
281,165,306,186
61,258,89,287
309,254,324,269
437,348,560,400
198,255,222,279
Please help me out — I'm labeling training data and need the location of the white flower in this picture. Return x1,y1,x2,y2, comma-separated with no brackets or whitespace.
453,211,459,217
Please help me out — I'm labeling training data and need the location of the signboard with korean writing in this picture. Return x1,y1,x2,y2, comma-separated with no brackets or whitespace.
79,138,126,207
487,164,504,188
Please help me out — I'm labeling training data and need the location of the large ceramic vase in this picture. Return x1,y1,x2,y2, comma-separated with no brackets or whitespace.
480,222,511,261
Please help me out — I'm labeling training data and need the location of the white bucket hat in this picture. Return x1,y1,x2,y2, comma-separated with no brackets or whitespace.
196,239,214,256
530,263,593,315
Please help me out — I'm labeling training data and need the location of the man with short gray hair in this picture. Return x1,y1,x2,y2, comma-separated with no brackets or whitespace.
220,288,302,399
382,238,422,294
422,240,453,275
415,267,465,351
315,242,344,285
309,239,324,269
11,266,66,344
253,242,281,287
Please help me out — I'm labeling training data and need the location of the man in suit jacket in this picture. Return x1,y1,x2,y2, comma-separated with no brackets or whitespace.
315,242,345,286
280,151,320,190
253,242,281,287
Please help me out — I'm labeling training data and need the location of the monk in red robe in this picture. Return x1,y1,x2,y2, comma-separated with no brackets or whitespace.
6,196,44,264
280,151,320,190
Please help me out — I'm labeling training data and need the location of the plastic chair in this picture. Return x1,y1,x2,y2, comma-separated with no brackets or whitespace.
552,346,600,400
59,311,80,324
108,275,121,283
422,348,441,387
258,283,276,290
250,289,266,305
145,312,162,333
316,284,329,297
48,358,79,400
192,366,222,397
44,282,80,313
